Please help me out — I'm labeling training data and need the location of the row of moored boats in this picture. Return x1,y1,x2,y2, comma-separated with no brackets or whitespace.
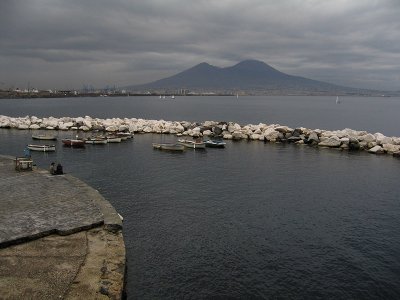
27,133,225,153
152,138,226,152
27,132,134,152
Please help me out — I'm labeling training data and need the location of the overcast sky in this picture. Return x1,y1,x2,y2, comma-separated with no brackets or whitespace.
1,0,399,91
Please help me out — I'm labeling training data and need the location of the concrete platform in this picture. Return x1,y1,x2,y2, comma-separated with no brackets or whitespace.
0,155,126,299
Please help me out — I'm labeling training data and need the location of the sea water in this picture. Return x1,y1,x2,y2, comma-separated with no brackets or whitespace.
0,96,399,299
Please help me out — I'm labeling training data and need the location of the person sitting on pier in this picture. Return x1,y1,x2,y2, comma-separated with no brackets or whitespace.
49,162,56,175
55,163,64,175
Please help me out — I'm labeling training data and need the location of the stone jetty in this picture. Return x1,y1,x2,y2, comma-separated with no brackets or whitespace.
1,115,400,156
0,155,125,299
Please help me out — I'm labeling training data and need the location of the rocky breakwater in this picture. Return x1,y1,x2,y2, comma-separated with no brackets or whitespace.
1,115,400,157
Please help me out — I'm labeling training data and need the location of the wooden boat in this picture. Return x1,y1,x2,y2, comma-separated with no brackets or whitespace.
27,144,56,152
204,139,226,148
62,139,85,148
152,143,185,151
177,139,206,149
117,132,134,139
106,136,122,143
32,133,57,140
85,137,107,144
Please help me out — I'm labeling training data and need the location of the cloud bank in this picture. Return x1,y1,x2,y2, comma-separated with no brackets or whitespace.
0,0,399,90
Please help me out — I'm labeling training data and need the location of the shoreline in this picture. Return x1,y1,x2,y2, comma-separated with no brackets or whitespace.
0,93,397,99
1,114,400,157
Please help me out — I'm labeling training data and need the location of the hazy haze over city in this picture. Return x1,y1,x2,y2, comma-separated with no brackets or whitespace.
0,0,399,91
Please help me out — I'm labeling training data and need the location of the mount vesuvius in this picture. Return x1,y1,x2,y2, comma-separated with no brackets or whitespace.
128,60,368,95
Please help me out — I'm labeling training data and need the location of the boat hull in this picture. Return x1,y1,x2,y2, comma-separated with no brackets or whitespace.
204,140,226,148
106,136,122,143
153,143,185,151
117,132,134,139
62,139,85,148
85,138,107,144
32,134,57,140
27,144,56,152
177,139,206,149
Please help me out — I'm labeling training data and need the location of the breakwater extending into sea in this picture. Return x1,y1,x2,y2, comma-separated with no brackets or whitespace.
1,114,400,157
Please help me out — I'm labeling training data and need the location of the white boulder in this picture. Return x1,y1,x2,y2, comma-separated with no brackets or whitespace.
368,145,384,154
29,124,40,129
382,144,400,153
318,136,341,147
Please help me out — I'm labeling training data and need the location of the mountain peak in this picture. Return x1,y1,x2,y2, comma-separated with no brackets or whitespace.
131,59,357,95
235,59,268,66
231,59,279,73
186,62,219,72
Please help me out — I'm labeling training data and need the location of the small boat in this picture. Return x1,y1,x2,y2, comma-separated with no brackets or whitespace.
152,143,185,151
177,139,206,149
116,132,134,140
106,136,122,143
85,137,108,144
32,133,57,140
62,139,85,148
27,144,56,152
204,139,226,148
336,96,341,104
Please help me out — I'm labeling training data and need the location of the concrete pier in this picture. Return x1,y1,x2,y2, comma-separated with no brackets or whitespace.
0,155,125,299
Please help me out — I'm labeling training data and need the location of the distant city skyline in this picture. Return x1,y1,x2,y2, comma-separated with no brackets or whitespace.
0,0,399,91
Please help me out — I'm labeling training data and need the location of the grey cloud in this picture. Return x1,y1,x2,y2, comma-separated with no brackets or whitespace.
0,0,399,90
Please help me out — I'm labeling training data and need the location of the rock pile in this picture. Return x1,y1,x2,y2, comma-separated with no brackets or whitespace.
1,115,400,157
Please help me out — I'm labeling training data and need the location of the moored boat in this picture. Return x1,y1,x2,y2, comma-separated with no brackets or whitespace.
106,135,122,143
62,139,85,148
32,133,57,140
27,144,56,152
152,143,185,151
177,139,206,149
85,137,108,144
204,139,226,148
117,132,134,139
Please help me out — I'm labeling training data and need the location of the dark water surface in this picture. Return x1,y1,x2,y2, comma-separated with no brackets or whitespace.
1,96,400,299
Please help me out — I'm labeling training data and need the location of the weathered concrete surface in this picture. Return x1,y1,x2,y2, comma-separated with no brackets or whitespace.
0,155,122,246
0,228,125,299
0,155,125,299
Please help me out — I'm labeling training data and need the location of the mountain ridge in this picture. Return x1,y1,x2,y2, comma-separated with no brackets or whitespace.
127,60,380,95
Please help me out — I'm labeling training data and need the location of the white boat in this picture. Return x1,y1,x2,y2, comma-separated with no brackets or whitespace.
116,132,134,139
27,144,56,152
336,96,341,104
106,136,122,143
204,139,226,148
152,143,185,151
177,139,206,149
32,133,57,140
85,137,108,144
171,95,175,99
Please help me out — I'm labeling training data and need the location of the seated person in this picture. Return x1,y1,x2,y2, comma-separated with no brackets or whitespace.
49,162,56,174
55,163,64,175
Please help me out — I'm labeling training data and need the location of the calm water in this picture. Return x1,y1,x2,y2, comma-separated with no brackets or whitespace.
1,96,400,299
